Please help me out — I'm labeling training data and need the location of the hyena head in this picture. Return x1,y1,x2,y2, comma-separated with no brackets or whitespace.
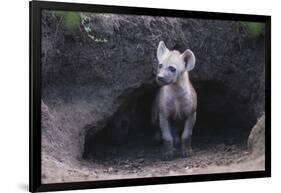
156,41,196,86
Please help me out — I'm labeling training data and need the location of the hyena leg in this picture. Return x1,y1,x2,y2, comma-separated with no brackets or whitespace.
159,114,174,160
171,128,180,148
181,112,196,157
173,134,180,148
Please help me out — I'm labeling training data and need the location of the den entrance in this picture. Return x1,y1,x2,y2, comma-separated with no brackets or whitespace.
83,81,256,173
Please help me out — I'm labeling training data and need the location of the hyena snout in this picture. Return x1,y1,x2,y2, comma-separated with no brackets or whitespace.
156,75,165,83
156,74,174,86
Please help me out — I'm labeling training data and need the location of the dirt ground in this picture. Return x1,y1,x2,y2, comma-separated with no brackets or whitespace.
42,139,264,184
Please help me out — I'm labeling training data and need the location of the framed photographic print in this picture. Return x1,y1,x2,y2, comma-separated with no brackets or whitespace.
29,0,271,192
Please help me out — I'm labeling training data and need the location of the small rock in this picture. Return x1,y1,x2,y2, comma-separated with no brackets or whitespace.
138,158,144,163
108,167,113,172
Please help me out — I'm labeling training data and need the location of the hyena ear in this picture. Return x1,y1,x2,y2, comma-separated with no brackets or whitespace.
182,49,196,71
157,41,169,62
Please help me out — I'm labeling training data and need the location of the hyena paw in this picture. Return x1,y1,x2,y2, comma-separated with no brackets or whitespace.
162,151,174,161
162,140,174,160
181,148,193,158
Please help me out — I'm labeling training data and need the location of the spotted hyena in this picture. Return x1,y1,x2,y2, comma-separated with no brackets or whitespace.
152,41,197,160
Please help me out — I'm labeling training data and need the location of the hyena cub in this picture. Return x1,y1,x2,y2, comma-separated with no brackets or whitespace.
152,41,197,160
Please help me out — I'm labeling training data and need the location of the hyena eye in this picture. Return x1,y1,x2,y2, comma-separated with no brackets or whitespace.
159,64,163,68
168,66,176,72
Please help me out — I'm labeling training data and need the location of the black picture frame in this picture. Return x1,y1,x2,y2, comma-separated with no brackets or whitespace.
30,1,271,192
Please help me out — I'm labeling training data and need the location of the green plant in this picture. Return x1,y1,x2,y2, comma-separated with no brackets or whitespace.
241,22,265,38
55,11,81,31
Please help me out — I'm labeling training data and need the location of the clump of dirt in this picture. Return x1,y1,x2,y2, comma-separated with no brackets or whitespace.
248,114,265,156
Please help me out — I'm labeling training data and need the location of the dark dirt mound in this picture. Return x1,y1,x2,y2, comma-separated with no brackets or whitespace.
40,11,266,183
